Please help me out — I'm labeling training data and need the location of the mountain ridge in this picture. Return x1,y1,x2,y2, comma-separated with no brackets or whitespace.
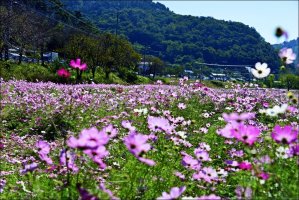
61,0,280,70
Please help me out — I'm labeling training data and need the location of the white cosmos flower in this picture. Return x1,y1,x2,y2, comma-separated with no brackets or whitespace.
251,62,271,79
265,104,288,117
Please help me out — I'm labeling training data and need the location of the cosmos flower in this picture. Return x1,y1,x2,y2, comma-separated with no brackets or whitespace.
222,112,255,123
0,179,6,193
124,133,155,166
238,161,252,170
197,194,221,200
77,184,99,200
147,116,174,134
181,152,201,170
279,48,296,64
174,171,185,180
194,149,211,162
57,68,71,78
67,127,109,150
232,124,260,146
271,125,298,144
99,182,120,200
20,163,38,174
60,149,79,172
157,186,186,200
193,167,218,183
121,120,136,132
258,172,270,180
70,58,88,71
251,62,270,79
101,124,118,138
178,103,186,110
36,140,53,165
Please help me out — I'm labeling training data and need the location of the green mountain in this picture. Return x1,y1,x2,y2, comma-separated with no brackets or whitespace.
61,0,280,70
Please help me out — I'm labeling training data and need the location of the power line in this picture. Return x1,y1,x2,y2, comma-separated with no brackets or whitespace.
13,1,100,38
46,0,100,34
194,62,254,68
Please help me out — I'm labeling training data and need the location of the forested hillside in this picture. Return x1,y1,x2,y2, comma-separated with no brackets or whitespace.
62,0,280,70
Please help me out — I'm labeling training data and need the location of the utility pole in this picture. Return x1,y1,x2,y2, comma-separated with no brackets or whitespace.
4,0,13,60
115,2,120,36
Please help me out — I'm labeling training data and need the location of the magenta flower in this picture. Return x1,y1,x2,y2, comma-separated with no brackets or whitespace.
279,48,296,64
0,179,6,193
36,140,53,165
101,124,118,138
181,152,201,170
20,163,38,174
271,125,298,144
193,167,218,183
59,149,79,172
148,116,174,134
218,123,236,139
70,58,88,71
121,120,136,132
157,186,186,200
67,127,109,150
197,194,221,200
178,103,186,110
232,124,260,146
258,172,270,180
238,161,252,171
77,184,99,200
194,149,211,162
67,127,110,169
222,112,255,123
124,133,155,166
99,182,120,200
57,68,71,78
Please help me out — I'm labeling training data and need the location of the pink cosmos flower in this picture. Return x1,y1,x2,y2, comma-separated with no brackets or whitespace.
218,123,237,139
157,186,186,200
232,124,260,146
77,184,99,200
101,124,118,138
181,152,201,170
193,167,218,183
238,161,252,171
197,194,221,200
194,149,211,162
258,172,270,180
67,127,109,150
271,125,298,144
70,58,88,71
178,103,186,110
121,120,136,132
147,116,174,134
57,68,71,78
124,133,155,166
0,179,6,193
99,182,120,200
20,163,38,174
36,140,53,165
279,48,296,64
60,149,79,172
222,112,255,123
174,171,185,180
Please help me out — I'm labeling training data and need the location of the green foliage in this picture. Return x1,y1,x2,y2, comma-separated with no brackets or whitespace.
0,61,57,82
62,0,280,69
279,73,299,90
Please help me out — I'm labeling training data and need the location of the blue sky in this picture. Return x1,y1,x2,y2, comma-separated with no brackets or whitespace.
154,1,298,44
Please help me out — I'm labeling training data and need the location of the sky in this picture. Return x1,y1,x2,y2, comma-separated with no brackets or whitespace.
154,1,298,44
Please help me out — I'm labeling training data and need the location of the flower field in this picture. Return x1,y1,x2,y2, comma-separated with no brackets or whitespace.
0,78,298,199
